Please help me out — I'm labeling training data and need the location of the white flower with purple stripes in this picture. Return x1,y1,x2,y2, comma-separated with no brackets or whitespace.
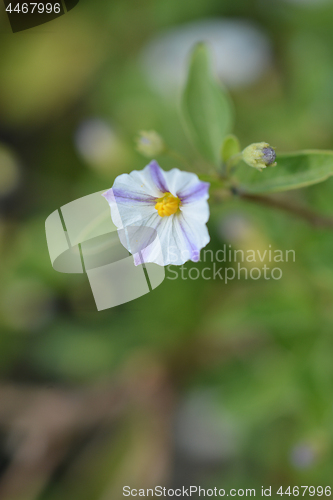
103,161,210,266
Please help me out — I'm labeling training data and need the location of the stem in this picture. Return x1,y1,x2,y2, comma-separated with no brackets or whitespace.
225,153,243,176
236,190,333,229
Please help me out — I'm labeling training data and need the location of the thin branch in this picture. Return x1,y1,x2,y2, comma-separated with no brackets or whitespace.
237,191,333,229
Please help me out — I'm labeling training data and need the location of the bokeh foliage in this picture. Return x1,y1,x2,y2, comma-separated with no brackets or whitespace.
1,0,333,498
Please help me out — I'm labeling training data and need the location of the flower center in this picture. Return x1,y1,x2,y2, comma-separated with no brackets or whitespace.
155,192,180,217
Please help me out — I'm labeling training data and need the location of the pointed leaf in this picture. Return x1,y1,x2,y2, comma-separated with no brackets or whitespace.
181,43,233,166
221,134,241,163
234,150,333,194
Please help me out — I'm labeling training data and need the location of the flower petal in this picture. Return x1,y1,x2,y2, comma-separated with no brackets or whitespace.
173,212,210,263
106,162,168,201
180,198,210,224
103,187,157,228
102,162,169,227
134,214,184,266
178,180,210,204
117,225,165,267
149,160,169,192
161,168,209,200
131,211,210,266
111,188,156,204
116,210,167,266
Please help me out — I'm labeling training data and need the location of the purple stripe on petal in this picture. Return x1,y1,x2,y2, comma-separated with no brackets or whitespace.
178,217,200,262
131,218,163,265
112,188,157,204
149,160,169,193
178,181,210,204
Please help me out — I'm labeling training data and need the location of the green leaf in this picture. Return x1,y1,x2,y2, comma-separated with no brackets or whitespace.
233,150,333,194
181,43,233,166
221,134,241,163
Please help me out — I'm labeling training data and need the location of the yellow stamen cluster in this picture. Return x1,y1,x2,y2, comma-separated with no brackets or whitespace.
155,192,180,217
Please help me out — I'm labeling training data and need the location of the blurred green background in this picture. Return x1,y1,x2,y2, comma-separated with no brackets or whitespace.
1,0,333,498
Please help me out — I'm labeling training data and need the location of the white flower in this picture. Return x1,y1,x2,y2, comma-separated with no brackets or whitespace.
103,161,210,266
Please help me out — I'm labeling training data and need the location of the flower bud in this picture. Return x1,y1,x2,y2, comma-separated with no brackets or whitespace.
242,142,276,171
136,131,165,157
